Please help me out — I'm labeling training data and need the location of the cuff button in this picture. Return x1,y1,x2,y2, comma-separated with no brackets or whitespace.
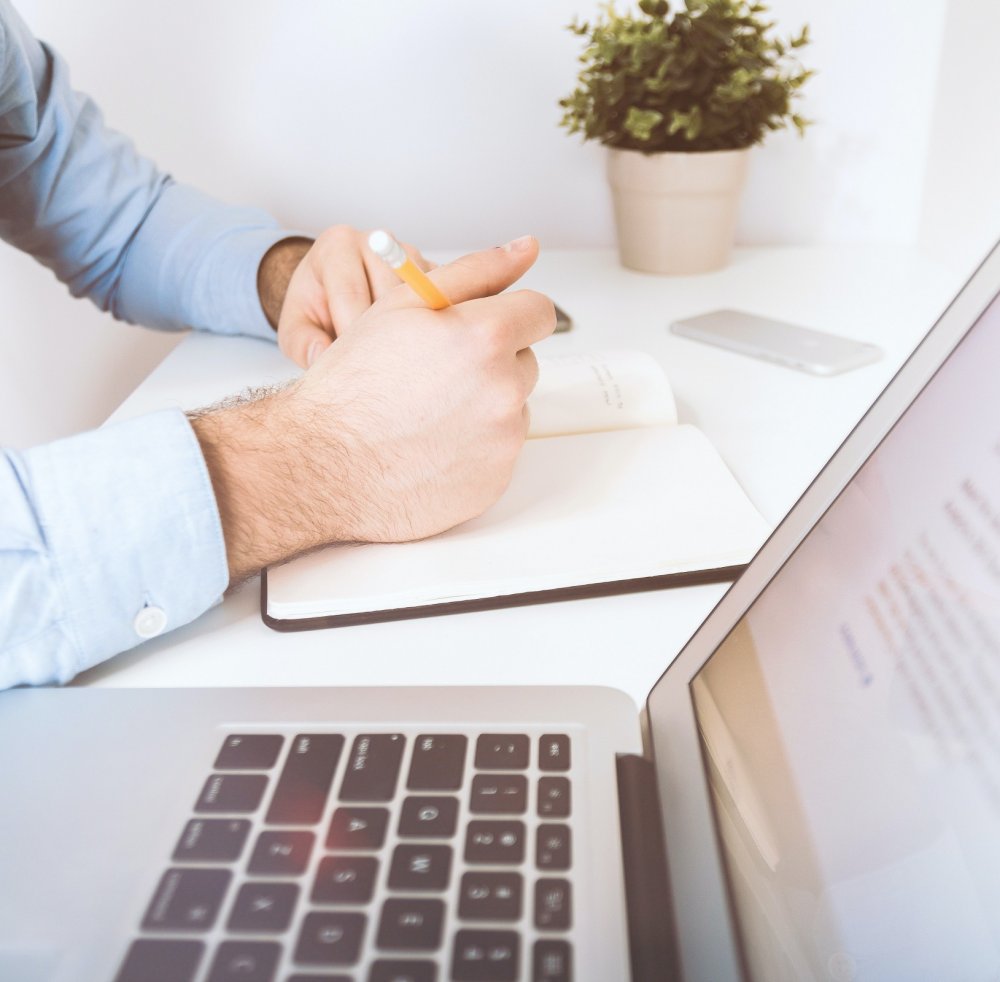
134,605,168,639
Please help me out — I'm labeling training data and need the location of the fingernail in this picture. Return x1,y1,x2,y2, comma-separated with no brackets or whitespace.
501,235,534,253
306,340,322,367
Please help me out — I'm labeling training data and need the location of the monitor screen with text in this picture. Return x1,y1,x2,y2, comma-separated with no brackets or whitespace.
692,292,1000,982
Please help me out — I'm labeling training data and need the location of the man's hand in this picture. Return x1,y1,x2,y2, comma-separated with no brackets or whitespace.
195,235,554,582
258,226,434,370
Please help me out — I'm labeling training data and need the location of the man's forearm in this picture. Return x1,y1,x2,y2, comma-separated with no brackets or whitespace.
190,389,312,582
257,237,314,330
189,385,359,584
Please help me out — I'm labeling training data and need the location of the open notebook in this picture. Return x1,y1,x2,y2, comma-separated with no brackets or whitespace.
263,350,770,629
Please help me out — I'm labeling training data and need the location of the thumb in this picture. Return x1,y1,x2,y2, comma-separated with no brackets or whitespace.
380,235,539,311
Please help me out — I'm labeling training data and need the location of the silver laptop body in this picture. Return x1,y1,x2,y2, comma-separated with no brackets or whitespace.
3,240,1000,982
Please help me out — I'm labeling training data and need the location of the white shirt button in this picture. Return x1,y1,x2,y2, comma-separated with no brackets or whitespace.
133,605,168,639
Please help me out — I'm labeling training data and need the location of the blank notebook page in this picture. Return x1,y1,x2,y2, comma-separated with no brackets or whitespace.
266,425,770,619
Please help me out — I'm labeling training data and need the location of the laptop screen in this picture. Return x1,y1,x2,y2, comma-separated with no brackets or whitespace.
690,290,1000,981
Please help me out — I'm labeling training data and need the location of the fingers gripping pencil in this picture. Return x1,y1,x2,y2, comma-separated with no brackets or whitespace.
368,230,452,310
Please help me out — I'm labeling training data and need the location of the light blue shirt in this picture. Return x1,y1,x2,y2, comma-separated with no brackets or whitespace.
0,1,293,686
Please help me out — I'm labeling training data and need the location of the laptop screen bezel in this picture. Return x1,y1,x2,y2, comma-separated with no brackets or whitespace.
641,239,1000,981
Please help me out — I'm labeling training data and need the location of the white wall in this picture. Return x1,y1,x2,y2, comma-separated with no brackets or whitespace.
919,0,1000,275
741,0,947,247
0,0,986,448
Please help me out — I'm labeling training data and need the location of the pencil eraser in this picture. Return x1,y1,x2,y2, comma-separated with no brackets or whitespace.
368,229,406,267
368,229,392,257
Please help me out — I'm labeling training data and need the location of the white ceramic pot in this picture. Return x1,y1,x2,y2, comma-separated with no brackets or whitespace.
606,146,750,275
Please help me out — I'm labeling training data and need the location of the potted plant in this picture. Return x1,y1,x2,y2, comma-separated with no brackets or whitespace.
559,0,813,274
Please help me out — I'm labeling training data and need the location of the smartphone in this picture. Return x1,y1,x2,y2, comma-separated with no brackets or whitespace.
670,309,882,376
554,303,573,333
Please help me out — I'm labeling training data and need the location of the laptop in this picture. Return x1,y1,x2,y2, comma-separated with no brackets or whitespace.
3,239,1000,982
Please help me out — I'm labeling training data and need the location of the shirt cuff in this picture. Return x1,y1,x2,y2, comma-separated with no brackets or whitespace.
21,408,229,680
112,181,302,342
202,223,296,343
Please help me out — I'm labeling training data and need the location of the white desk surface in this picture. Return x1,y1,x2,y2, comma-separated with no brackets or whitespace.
75,245,960,703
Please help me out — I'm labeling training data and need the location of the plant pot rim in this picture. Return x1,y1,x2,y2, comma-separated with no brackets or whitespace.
606,143,751,191
604,145,752,157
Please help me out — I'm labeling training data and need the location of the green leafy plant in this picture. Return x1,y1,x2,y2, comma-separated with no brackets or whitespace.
559,0,813,153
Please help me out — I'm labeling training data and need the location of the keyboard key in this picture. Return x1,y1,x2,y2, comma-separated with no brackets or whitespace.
537,777,571,818
294,911,366,966
173,818,250,863
266,734,344,825
533,939,572,981
214,734,284,770
458,872,522,921
475,734,529,770
470,775,527,814
114,939,204,982
398,796,459,838
141,868,231,932
226,882,298,933
326,806,389,850
340,734,405,801
206,940,281,982
464,821,525,865
387,844,452,891
312,855,379,904
248,830,314,875
536,825,572,871
369,961,437,982
288,976,352,982
196,774,268,814
538,735,571,773
407,734,467,791
535,879,572,930
451,930,519,981
376,898,445,950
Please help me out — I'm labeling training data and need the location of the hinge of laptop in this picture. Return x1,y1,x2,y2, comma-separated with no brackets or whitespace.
616,753,683,982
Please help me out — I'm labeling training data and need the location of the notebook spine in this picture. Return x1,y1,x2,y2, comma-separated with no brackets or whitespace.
616,753,683,982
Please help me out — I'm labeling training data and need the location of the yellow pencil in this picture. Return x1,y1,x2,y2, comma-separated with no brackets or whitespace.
368,229,451,310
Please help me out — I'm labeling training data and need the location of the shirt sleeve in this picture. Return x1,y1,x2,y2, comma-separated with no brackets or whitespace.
0,409,230,688
0,0,291,341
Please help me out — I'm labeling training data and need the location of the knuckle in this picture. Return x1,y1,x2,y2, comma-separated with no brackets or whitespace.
522,349,541,390
498,290,557,335
501,417,528,457
494,377,524,414
485,380,529,441
524,290,557,331
319,224,357,247
472,320,509,362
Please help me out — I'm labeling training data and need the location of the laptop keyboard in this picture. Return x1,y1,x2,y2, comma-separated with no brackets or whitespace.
114,730,576,982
